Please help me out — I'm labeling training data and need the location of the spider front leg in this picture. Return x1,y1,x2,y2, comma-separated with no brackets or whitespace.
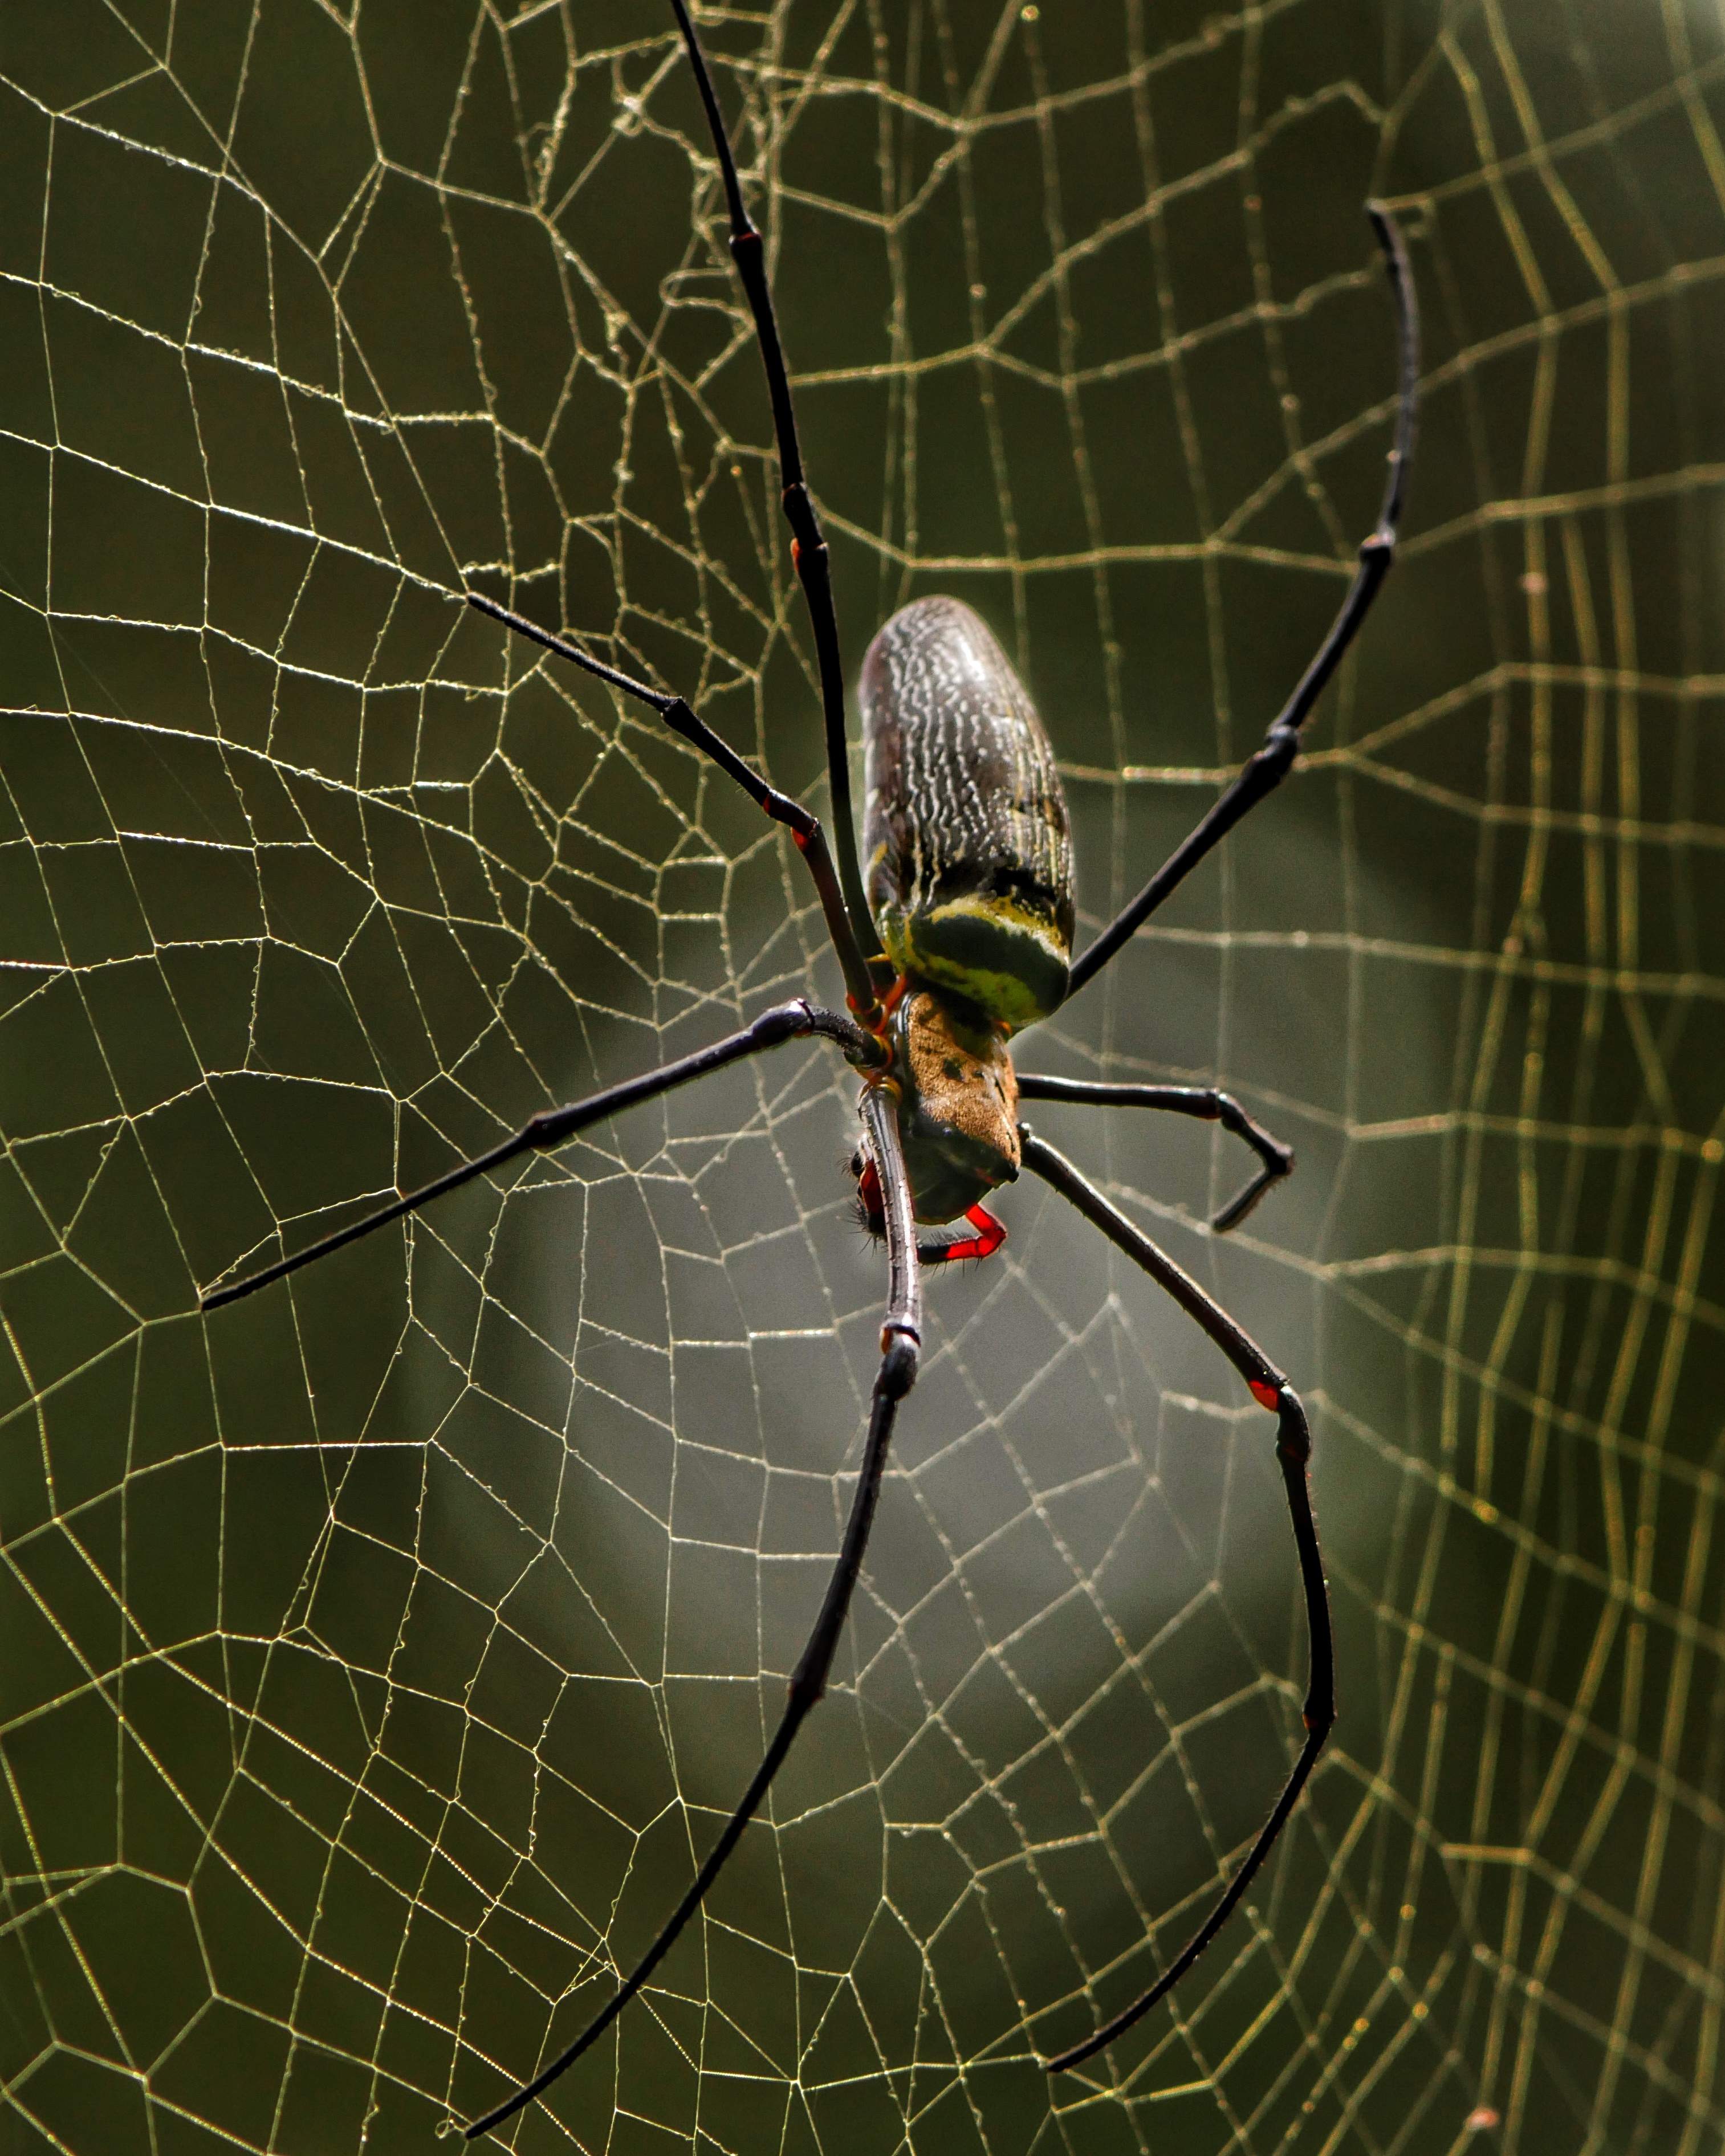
461,1083,923,2140
1018,1128,1333,2071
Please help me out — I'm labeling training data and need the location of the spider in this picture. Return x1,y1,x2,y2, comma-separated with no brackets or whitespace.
201,3,1417,2136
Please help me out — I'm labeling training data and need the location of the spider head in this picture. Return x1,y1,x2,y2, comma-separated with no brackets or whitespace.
850,987,1020,1233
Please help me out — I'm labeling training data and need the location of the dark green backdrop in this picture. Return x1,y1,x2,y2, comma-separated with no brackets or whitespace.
1,3,1722,2152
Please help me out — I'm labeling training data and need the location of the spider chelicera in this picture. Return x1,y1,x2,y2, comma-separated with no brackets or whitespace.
201,3,1418,2136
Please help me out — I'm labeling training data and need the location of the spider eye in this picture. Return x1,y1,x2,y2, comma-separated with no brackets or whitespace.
848,1147,865,1180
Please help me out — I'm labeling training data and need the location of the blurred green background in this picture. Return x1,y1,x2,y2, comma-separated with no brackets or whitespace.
1,2,1722,2151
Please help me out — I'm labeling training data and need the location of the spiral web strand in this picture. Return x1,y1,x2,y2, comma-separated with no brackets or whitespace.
1,4,1722,2153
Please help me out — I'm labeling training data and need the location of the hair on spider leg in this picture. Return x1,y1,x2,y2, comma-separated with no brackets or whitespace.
848,1132,1007,1269
846,1139,884,1244
918,1233,1000,1275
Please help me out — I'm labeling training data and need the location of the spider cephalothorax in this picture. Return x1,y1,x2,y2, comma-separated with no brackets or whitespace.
852,984,1022,1262
197,0,1418,2131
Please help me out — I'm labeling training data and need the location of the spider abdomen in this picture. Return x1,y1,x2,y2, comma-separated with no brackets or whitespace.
861,597,1073,1030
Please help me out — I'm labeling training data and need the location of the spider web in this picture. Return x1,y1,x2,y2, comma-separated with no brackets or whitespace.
1,1,1723,2150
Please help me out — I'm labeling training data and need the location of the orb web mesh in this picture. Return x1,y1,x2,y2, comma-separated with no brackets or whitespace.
1,2,1723,2151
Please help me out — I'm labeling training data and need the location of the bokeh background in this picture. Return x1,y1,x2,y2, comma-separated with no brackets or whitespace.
1,2,1723,2151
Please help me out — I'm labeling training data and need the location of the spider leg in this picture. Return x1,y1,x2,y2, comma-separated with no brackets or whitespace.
462,1085,922,2141
1018,1128,1333,2072
664,0,882,982
467,596,882,1025
201,1000,869,1310
1065,207,1418,1000
1016,1074,1293,1232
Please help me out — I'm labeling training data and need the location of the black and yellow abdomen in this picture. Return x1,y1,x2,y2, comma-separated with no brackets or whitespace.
861,597,1074,1031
